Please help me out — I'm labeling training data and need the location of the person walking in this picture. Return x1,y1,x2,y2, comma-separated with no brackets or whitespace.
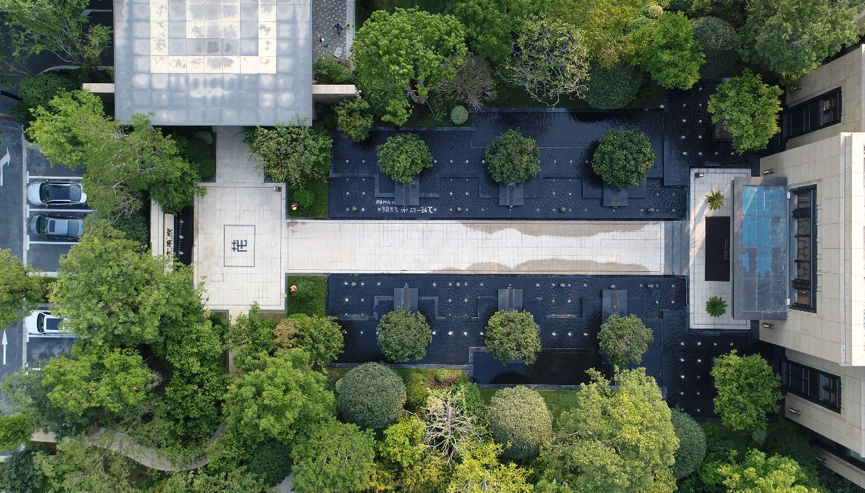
334,22,343,35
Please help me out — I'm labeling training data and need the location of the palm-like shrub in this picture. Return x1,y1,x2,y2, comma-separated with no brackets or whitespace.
670,408,707,479
485,129,541,184
706,190,724,210
376,133,433,184
591,130,655,188
487,386,552,459
337,362,406,430
377,308,432,362
484,310,542,365
706,296,727,317
598,314,654,368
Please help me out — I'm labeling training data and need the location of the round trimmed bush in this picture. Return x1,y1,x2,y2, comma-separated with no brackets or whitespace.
591,130,655,188
485,129,541,184
670,408,707,479
647,4,664,18
337,362,406,430
450,105,469,125
692,17,738,80
598,314,654,368
484,310,542,365
376,134,433,184
405,372,431,411
488,386,552,460
294,190,315,209
248,440,293,486
584,62,644,110
377,308,432,362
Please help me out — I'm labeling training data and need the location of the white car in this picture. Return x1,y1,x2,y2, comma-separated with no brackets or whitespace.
27,181,87,206
24,310,68,336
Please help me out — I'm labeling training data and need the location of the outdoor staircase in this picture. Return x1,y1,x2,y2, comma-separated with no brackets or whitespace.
664,221,690,276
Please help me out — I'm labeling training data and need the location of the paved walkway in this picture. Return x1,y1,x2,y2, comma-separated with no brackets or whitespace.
312,0,353,62
285,220,664,274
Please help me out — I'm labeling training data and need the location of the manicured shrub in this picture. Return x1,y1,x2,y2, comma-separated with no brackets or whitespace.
450,105,468,124
377,308,432,362
405,372,431,411
591,129,655,187
487,386,552,460
335,98,374,143
692,17,738,80
338,362,406,430
484,310,542,365
598,314,654,368
435,368,451,384
312,55,354,84
294,190,315,209
485,129,541,184
670,408,707,479
584,62,644,110
706,296,726,317
376,134,433,184
646,4,664,18
247,440,293,486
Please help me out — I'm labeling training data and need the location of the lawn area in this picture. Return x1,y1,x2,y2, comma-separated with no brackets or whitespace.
286,275,328,316
356,0,445,26
286,179,328,219
480,388,580,420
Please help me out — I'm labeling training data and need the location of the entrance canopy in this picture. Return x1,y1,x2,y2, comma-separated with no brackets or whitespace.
731,176,789,320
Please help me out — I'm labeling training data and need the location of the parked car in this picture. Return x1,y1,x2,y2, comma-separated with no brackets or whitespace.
29,214,84,240
27,181,87,206
24,310,68,336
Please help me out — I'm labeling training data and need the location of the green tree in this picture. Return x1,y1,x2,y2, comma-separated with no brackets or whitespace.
708,69,784,154
539,368,679,492
228,303,277,372
488,386,552,460
164,468,270,493
245,119,332,190
0,248,43,328
448,442,534,493
0,0,111,70
337,362,406,430
335,98,374,143
738,0,861,80
378,414,452,493
583,61,644,109
692,17,738,80
292,420,376,493
42,342,159,416
591,129,655,188
630,12,704,90
670,408,707,479
12,72,77,129
223,348,335,445
715,449,819,492
485,310,542,365
312,55,354,84
352,8,467,126
273,314,345,370
247,441,293,487
377,308,433,362
0,449,47,493
547,0,642,68
34,436,143,493
0,414,33,451
502,17,590,106
51,221,201,347
485,129,541,184
711,350,782,431
376,134,433,184
598,314,654,368
451,0,541,64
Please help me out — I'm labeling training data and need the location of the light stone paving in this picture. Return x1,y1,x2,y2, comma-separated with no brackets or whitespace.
284,220,665,274
690,167,751,329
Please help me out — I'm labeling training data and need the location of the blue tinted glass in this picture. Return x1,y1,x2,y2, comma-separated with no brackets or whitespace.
743,186,757,216
757,216,771,247
756,248,772,277
742,217,757,247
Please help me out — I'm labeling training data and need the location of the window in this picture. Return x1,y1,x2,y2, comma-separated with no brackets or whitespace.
792,187,816,311
782,88,842,139
813,434,865,471
781,359,840,412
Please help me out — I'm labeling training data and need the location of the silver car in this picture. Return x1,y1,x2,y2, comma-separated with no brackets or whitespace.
27,181,87,206
30,214,84,239
24,310,69,336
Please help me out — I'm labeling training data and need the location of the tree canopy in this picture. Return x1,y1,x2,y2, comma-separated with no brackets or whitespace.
335,98,374,143
591,129,655,188
670,408,707,479
337,362,406,430
715,449,820,492
377,308,433,362
292,420,376,493
630,12,704,90
738,0,861,80
484,310,542,365
539,368,678,492
376,133,433,184
223,348,335,445
451,0,541,64
0,248,43,328
598,314,654,368
692,16,738,80
488,386,552,459
245,119,332,190
485,129,541,184
547,0,642,68
711,350,782,431
352,8,467,126
448,442,534,493
502,17,590,106
708,69,784,154
273,314,345,370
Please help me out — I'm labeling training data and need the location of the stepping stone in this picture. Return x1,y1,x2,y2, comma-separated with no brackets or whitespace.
602,289,628,320
393,284,418,312
603,185,628,207
394,181,419,206
499,182,524,206
497,287,523,311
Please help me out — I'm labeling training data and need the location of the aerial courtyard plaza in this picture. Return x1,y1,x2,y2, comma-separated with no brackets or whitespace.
2,0,865,490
